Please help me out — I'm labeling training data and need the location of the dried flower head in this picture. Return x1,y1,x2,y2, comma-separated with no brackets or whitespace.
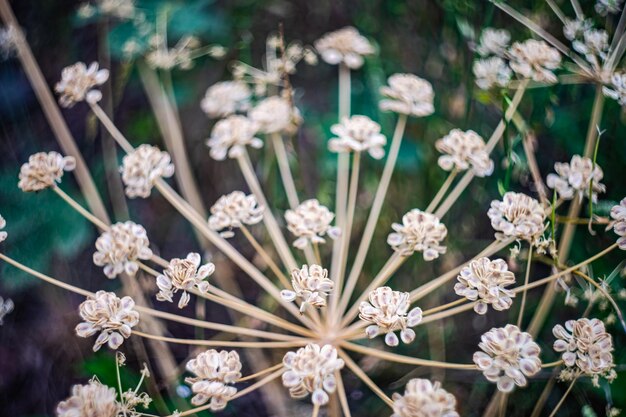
75,290,139,351
476,28,510,57
391,378,459,417
546,155,605,202
206,115,262,160
508,39,561,83
145,35,200,70
473,324,542,392
359,286,423,346
18,151,76,192
314,26,374,69
285,199,340,249
596,0,623,15
553,318,616,385
473,57,512,90
282,344,345,405
328,115,387,159
120,144,175,198
93,221,153,278
603,72,626,106
0,215,6,243
185,349,242,410
387,209,447,260
379,74,435,117
281,264,334,312
435,129,494,177
56,380,119,417
156,253,215,309
573,29,609,68
200,81,251,119
454,257,516,315
249,96,302,135
208,191,264,238
610,198,626,250
55,61,109,107
563,18,593,41
488,192,547,243
92,0,137,19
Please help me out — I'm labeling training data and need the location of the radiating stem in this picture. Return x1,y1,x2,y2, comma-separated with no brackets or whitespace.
338,349,395,408
425,168,458,213
272,133,300,209
132,330,307,348
516,244,534,328
237,151,298,272
547,378,577,417
240,225,291,288
341,114,407,317
237,363,284,382
53,186,109,231
335,370,352,417
330,152,361,321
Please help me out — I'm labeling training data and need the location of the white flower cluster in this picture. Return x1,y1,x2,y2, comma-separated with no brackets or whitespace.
435,129,494,177
93,221,153,278
547,155,605,202
18,151,76,192
145,35,200,71
314,26,374,69
387,209,447,260
200,81,251,119
75,291,139,351
391,378,459,417
610,198,626,250
120,144,175,198
379,73,435,117
56,380,119,417
329,115,387,159
553,318,616,385
282,344,345,405
281,264,334,313
603,72,626,106
250,96,302,135
206,115,263,160
55,61,109,107
359,286,423,346
208,191,264,238
473,324,542,392
285,199,340,249
454,257,516,315
0,215,7,243
185,349,242,411
472,28,561,89
488,192,546,243
596,0,624,15
156,253,215,309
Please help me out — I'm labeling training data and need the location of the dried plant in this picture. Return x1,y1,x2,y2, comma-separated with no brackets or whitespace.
0,3,624,417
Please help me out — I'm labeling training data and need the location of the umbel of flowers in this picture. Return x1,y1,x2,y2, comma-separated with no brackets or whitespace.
185,349,243,411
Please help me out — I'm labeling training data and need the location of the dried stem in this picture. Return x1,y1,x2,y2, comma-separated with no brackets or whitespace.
426,168,458,213
338,349,395,408
132,330,307,348
516,244,534,328
341,114,408,316
335,370,352,417
240,225,291,288
547,377,577,417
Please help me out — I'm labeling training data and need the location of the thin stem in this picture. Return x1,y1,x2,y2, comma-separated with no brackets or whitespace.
340,341,477,370
341,114,407,317
542,360,564,368
240,225,291,288
422,298,467,316
90,102,134,153
330,152,361,321
237,151,298,272
133,330,307,348
311,404,321,417
547,378,577,417
237,363,284,383
338,349,395,408
335,370,352,417
271,133,300,209
52,186,109,231
425,168,458,213
517,245,534,328
312,243,322,265
330,63,352,304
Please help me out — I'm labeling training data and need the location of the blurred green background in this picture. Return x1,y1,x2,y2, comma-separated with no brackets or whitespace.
0,0,624,416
